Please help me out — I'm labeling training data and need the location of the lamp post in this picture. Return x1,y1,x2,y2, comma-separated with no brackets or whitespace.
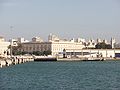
63,49,66,58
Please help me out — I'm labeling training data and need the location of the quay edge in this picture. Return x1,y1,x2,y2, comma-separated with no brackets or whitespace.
0,55,34,68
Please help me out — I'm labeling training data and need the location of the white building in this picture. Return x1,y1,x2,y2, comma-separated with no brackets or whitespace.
0,37,10,56
110,38,115,49
48,33,60,42
65,49,120,58
86,39,96,48
32,37,43,42
18,38,29,43
0,37,5,42
76,38,86,43
9,39,18,46
50,40,85,56
20,36,85,56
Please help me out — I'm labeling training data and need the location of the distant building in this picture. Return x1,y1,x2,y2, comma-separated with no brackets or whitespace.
110,38,115,49
20,34,85,56
20,42,51,53
76,38,86,44
0,37,10,56
97,38,111,44
20,40,85,56
18,38,29,43
0,36,5,42
48,33,60,42
86,39,96,48
32,37,43,42
51,40,85,56
9,39,18,46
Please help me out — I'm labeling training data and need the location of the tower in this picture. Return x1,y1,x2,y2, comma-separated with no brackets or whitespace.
110,38,115,49
48,33,59,42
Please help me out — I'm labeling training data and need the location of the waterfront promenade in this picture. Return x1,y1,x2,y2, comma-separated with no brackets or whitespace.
1,54,120,68
0,55,34,68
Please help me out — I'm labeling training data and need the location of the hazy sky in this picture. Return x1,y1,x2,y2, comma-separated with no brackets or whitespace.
0,0,120,42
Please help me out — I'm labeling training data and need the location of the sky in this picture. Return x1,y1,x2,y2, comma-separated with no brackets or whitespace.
0,0,120,42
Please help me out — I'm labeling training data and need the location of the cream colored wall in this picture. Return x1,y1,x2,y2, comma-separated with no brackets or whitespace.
65,49,120,58
21,41,85,56
0,42,10,55
51,42,85,56
21,42,120,58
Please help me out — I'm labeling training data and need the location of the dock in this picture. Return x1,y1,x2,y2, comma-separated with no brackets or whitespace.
34,56,57,61
34,56,107,62
57,57,104,61
0,55,34,68
1,55,119,68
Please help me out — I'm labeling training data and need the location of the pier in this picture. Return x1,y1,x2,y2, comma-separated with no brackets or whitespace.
34,56,57,61
1,55,120,68
0,55,34,68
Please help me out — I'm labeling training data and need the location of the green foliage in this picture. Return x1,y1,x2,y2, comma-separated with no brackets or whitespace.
32,51,42,56
43,50,52,56
95,42,112,49
32,50,51,56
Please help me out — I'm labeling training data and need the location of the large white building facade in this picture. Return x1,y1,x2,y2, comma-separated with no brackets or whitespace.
19,34,85,56
20,40,85,56
20,34,85,56
19,34,118,58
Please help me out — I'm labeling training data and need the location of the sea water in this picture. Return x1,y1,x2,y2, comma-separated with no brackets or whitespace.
1,61,120,90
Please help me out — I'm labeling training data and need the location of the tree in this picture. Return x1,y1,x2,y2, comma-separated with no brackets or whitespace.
32,50,52,56
10,43,24,55
32,51,43,56
43,50,52,56
95,42,112,49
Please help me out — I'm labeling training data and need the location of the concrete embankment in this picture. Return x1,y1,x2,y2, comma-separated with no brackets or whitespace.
58,57,120,61
0,58,12,68
34,56,57,61
0,55,34,68
34,56,105,61
57,58,84,61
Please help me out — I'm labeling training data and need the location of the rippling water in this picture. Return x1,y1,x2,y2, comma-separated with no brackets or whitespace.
1,61,120,90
